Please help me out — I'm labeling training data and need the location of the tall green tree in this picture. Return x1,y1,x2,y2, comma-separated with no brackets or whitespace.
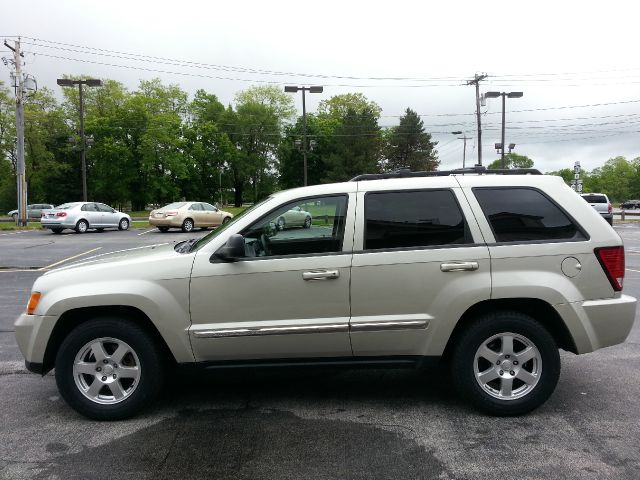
385,108,438,172
488,153,534,170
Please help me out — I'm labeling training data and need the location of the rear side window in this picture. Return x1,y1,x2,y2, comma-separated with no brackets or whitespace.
581,194,607,204
474,188,585,242
364,190,469,250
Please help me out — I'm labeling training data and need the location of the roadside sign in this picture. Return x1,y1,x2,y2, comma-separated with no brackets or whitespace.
571,184,577,191
571,179,577,185
574,173,580,179
574,165,581,174
577,183,583,192
577,179,583,185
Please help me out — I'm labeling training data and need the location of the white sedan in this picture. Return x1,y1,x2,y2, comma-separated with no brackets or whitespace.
41,202,131,234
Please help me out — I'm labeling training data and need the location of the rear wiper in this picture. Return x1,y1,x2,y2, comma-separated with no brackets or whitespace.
174,238,198,253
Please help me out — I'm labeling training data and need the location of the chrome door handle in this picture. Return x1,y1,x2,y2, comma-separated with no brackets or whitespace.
303,270,340,281
440,261,479,272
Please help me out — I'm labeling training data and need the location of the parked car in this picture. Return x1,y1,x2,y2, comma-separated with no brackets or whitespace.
148,201,233,232
40,202,131,234
580,193,613,225
620,199,640,210
7,204,54,221
276,206,312,230
16,167,636,420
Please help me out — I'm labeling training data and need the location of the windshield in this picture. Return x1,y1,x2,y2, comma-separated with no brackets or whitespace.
161,202,187,210
191,198,272,252
581,195,607,204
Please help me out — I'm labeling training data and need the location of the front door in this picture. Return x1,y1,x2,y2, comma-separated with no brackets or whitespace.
189,193,355,362
349,186,491,358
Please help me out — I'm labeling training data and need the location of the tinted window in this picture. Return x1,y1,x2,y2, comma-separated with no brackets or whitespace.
474,188,585,242
364,190,468,250
239,195,348,258
581,194,607,204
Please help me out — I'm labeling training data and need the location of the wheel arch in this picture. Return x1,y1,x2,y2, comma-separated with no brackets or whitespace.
442,298,578,362
41,305,177,374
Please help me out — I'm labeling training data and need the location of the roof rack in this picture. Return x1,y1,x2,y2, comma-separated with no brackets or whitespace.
350,166,542,181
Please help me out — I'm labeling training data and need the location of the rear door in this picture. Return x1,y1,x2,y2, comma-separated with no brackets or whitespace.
201,203,223,226
349,179,491,357
81,203,102,226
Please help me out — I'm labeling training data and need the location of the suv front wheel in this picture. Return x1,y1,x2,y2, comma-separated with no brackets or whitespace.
55,318,164,420
451,311,560,416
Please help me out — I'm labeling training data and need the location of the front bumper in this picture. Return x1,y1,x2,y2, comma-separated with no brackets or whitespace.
554,294,637,354
15,313,58,372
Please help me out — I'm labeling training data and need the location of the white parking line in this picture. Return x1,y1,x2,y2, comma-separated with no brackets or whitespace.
626,268,640,273
137,229,155,236
39,247,102,271
0,230,35,236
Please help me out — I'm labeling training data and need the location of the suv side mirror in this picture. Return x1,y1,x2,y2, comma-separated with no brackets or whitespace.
211,234,246,262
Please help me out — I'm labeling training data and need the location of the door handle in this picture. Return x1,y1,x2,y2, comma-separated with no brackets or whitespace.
303,270,340,281
440,261,479,272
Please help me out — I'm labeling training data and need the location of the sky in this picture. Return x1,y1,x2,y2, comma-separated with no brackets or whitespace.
2,0,639,172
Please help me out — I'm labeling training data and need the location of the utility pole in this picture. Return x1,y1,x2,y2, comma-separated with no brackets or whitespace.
466,73,487,167
4,38,27,226
451,131,471,169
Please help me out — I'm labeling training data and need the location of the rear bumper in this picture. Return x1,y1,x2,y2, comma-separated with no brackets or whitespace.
555,294,637,354
149,217,183,227
41,220,75,228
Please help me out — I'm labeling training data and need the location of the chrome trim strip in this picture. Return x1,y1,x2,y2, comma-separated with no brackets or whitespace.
192,323,349,338
350,319,429,332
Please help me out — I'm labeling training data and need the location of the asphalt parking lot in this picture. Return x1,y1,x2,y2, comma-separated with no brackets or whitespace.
1,225,640,479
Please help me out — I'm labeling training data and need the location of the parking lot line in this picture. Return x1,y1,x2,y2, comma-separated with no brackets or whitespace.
0,230,35,236
138,228,155,236
39,247,102,271
626,268,640,273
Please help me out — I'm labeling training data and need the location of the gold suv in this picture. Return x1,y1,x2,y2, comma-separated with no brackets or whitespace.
149,201,233,232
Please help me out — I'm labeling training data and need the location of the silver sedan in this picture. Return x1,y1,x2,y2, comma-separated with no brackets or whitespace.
41,202,132,234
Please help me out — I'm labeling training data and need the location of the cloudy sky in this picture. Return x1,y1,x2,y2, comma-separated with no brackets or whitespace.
3,0,638,172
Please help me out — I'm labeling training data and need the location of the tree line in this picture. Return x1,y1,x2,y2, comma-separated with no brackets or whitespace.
0,78,438,211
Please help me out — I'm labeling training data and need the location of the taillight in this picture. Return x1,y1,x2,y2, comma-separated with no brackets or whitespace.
56,212,67,217
166,211,177,217
608,203,613,214
594,246,625,291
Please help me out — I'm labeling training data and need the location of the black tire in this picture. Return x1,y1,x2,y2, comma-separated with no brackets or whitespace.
607,217,613,226
181,218,194,233
51,228,64,234
11,213,18,222
118,218,130,231
450,311,560,416
54,318,164,420
222,216,231,225
158,226,169,233
304,216,312,229
75,219,89,234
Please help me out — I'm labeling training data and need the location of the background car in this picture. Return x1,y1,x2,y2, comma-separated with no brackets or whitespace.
580,193,613,225
149,201,233,232
41,202,131,234
621,199,640,209
7,204,54,221
275,206,312,230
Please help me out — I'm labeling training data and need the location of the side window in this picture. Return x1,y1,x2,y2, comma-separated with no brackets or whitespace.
81,203,97,212
189,203,203,211
96,203,113,212
364,190,469,250
240,195,348,258
474,188,585,242
202,203,217,212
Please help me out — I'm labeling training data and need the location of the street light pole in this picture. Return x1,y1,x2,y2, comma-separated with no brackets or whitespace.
484,91,523,169
451,131,471,169
78,83,87,202
57,78,103,201
284,85,323,186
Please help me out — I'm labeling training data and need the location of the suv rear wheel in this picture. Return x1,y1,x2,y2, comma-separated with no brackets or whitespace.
451,311,560,416
55,318,164,420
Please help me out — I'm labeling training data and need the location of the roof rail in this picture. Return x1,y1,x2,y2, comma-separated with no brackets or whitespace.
350,166,542,181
